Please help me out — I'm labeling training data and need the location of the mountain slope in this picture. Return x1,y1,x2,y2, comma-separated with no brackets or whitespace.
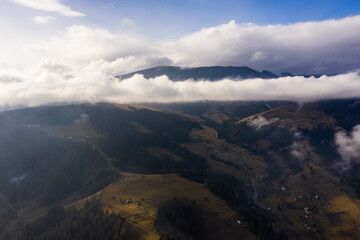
118,66,279,81
1,100,360,240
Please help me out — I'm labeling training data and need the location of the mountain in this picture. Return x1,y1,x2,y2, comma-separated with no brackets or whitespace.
117,66,279,81
1,100,360,240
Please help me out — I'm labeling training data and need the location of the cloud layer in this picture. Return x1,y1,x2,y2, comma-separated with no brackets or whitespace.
10,0,85,17
164,16,360,74
1,15,360,108
2,63,360,110
20,25,156,67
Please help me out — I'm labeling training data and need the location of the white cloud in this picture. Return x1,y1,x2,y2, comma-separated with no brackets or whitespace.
247,116,279,130
164,16,360,74
32,16,56,24
2,64,360,110
6,15,360,74
10,0,85,17
21,25,157,66
1,15,360,108
335,125,360,167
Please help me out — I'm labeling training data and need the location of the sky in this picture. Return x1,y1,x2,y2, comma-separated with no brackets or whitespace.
1,0,360,108
3,0,360,39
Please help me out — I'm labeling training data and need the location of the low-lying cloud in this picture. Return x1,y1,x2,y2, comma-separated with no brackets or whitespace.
2,64,360,110
247,116,279,130
335,125,360,167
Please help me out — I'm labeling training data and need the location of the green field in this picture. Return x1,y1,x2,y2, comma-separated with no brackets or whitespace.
69,172,255,240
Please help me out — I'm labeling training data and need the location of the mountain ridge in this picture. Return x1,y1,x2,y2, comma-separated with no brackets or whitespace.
117,66,279,81
117,65,323,81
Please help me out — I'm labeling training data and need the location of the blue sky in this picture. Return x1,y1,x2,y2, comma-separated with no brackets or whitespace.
2,0,360,39
69,0,360,38
1,0,360,70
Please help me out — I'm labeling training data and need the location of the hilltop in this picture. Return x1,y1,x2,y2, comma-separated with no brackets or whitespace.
117,66,279,81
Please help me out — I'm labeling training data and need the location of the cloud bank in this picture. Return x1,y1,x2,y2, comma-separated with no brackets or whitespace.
10,0,85,17
164,16,360,74
290,142,309,162
21,25,157,67
1,15,360,108
335,125,360,167
2,64,360,110
7,15,360,74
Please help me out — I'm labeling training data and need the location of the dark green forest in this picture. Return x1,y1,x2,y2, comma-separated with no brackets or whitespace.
0,120,114,207
1,100,360,240
156,198,204,240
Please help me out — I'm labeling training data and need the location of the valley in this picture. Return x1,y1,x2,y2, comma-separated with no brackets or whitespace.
2,0,360,239
0,100,360,239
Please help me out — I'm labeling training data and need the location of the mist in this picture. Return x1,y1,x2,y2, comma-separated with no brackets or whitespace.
247,116,279,130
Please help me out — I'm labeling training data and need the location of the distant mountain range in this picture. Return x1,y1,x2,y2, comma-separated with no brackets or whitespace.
117,66,321,81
